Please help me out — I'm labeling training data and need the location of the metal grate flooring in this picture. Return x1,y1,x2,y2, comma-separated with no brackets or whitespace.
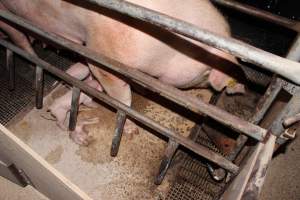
0,44,75,125
166,128,226,200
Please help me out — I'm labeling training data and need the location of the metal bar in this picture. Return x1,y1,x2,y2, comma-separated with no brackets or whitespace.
0,12,267,142
155,140,178,185
211,0,300,33
241,134,276,200
82,0,300,85
283,113,300,127
6,49,15,91
69,87,80,131
270,88,300,136
0,39,239,173
35,66,44,109
286,34,300,61
228,77,282,161
110,110,127,157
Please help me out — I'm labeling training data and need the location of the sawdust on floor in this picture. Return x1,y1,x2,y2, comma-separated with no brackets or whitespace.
8,86,212,200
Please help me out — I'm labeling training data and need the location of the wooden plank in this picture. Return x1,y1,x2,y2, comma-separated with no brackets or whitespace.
0,124,92,200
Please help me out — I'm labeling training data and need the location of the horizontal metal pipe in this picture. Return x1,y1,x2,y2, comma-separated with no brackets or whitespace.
0,39,239,173
84,0,300,85
0,11,267,141
211,0,300,33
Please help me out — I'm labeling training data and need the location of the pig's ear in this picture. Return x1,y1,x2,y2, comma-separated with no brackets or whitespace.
208,69,230,91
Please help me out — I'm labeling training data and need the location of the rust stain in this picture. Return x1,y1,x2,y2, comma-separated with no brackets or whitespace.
15,121,32,142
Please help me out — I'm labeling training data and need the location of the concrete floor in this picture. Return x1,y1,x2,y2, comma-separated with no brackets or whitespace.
3,87,211,200
261,134,300,200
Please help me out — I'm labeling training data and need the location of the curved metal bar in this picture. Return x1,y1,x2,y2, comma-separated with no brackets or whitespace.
85,0,300,85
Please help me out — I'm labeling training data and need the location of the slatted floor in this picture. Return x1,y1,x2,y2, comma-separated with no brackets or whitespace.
0,44,74,125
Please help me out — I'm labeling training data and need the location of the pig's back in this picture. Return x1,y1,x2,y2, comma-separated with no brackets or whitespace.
86,0,232,77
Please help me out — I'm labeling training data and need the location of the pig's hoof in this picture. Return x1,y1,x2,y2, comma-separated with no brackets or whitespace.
123,121,139,138
226,83,245,95
69,130,93,146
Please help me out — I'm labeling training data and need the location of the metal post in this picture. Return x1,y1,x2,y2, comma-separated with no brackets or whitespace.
69,87,80,131
6,49,15,91
286,34,300,61
111,111,127,157
155,140,178,185
35,66,44,109
0,39,240,173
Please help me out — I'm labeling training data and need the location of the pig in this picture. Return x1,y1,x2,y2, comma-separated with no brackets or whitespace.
0,0,244,145
48,64,103,145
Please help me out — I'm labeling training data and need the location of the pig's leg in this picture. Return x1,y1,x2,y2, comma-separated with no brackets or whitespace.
0,20,35,55
65,62,90,81
48,91,72,130
88,64,138,136
69,117,99,146
49,79,103,145
209,69,245,94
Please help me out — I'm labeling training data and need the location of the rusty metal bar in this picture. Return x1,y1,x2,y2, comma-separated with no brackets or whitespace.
0,11,267,142
110,111,127,157
83,0,300,85
270,88,300,136
0,39,239,173
211,0,300,33
35,66,44,109
6,49,14,91
228,77,282,161
155,140,178,185
69,87,80,131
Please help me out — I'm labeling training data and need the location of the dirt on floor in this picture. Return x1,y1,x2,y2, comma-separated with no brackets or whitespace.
6,86,211,200
2,85,299,200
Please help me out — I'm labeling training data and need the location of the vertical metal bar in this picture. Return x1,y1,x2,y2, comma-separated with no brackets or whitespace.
35,66,44,109
69,87,80,131
227,77,282,162
6,49,15,91
155,143,177,184
111,111,127,157
155,139,178,185
286,34,300,61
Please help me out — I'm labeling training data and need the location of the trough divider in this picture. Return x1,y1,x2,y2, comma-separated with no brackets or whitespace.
69,87,81,131
35,66,44,109
0,39,239,174
110,110,127,157
6,49,15,91
155,139,179,185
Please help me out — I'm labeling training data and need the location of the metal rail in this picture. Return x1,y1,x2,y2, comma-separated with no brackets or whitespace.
84,0,300,85
211,0,300,33
0,39,239,173
0,11,267,141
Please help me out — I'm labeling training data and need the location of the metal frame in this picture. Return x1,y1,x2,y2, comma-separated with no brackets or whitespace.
211,0,300,33
0,0,299,198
